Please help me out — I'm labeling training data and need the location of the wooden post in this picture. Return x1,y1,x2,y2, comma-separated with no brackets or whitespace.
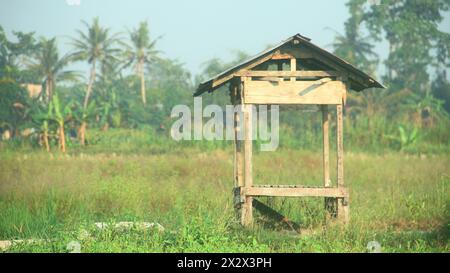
232,83,244,188
242,78,253,226
290,58,296,82
323,104,336,218
231,82,244,217
322,105,330,187
336,103,349,224
337,104,344,188
322,104,331,212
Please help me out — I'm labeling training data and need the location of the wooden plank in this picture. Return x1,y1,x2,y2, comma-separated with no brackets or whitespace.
290,58,296,82
211,52,276,89
230,83,244,187
278,47,315,59
243,80,345,105
322,105,331,187
236,70,339,77
253,184,323,188
242,77,253,226
244,186,348,198
336,104,344,187
271,52,294,60
243,86,253,189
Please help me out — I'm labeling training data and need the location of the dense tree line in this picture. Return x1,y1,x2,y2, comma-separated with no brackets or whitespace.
0,18,193,151
1,0,450,153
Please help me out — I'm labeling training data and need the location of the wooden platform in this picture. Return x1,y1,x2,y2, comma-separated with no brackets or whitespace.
239,185,348,198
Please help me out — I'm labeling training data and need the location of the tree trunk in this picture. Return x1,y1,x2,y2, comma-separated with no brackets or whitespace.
140,60,146,105
43,123,50,152
59,122,66,153
78,121,87,146
48,78,54,103
84,64,96,109
102,122,109,131
45,79,51,103
79,63,96,146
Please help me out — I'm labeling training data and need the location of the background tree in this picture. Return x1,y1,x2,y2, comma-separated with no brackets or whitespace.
71,17,120,144
330,0,378,73
96,57,124,130
196,50,249,106
0,26,38,82
0,79,28,137
361,0,450,92
123,21,160,105
27,37,78,102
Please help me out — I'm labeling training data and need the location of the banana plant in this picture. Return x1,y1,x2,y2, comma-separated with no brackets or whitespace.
27,99,53,152
97,82,122,130
384,125,419,151
72,99,97,146
51,93,73,153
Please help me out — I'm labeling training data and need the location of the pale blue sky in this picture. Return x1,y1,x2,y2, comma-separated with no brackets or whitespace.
1,0,449,78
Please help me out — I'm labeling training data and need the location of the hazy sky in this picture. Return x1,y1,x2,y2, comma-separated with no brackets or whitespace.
1,0,450,78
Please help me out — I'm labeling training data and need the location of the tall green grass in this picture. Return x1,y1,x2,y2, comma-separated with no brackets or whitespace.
0,147,448,252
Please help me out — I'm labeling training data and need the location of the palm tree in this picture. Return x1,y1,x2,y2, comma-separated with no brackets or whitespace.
97,58,123,130
123,21,160,105
328,15,378,74
70,17,120,145
27,37,78,102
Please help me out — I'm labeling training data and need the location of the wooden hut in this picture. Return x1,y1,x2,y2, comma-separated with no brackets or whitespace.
194,34,384,227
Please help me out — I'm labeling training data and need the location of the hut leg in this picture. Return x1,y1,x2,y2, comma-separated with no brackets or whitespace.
231,83,244,219
322,105,336,218
336,104,349,225
234,110,244,187
233,108,245,218
241,103,253,227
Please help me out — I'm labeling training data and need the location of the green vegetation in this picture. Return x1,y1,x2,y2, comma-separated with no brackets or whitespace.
0,141,448,252
1,1,450,252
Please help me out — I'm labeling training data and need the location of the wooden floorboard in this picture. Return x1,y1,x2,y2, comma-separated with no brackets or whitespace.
244,186,348,198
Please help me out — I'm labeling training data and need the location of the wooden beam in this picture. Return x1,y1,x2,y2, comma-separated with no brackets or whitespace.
322,105,330,187
243,80,345,105
290,58,296,82
335,103,349,225
231,83,244,188
242,77,253,227
271,52,294,60
276,47,315,59
236,70,339,78
211,52,276,90
336,104,344,187
244,186,348,198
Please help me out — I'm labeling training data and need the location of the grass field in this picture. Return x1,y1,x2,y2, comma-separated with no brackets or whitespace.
0,143,448,253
